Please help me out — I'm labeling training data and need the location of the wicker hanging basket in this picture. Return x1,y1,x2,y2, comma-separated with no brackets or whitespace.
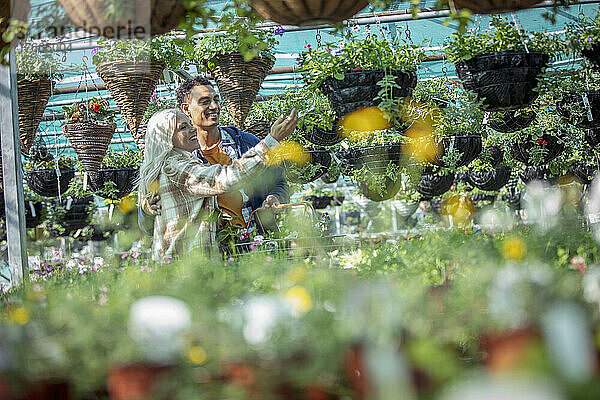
17,79,53,154
451,0,543,14
63,122,116,175
211,53,275,128
96,61,165,152
58,0,185,37
244,120,271,140
248,0,368,26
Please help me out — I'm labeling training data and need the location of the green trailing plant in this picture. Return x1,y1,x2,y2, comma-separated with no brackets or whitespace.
16,40,64,81
91,35,184,69
565,12,600,55
101,148,143,169
63,97,116,125
23,153,75,171
444,15,567,63
142,93,177,123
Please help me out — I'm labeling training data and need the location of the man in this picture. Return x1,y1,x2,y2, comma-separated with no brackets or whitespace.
146,76,288,227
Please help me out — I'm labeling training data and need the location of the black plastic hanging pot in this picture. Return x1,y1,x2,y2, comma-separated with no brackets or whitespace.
90,167,139,199
571,162,599,184
51,196,94,236
519,166,560,184
284,148,331,184
300,121,344,147
320,69,417,117
455,51,549,111
487,109,536,133
467,166,512,191
585,128,600,147
470,194,497,205
427,134,482,168
303,195,333,209
357,177,403,202
502,190,522,210
556,91,600,129
511,134,564,165
25,201,43,229
417,173,455,199
581,42,600,70
25,168,75,197
336,143,404,175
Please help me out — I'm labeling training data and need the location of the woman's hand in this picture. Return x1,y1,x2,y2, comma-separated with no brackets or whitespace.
269,108,298,142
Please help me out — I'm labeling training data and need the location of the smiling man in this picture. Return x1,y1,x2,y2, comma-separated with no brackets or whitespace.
174,76,289,227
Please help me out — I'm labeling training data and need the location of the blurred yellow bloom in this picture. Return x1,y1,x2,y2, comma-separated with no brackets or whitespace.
187,345,207,365
403,122,441,163
444,196,473,225
118,196,135,214
285,286,312,314
502,237,527,261
8,307,29,325
287,266,307,284
148,180,160,195
339,107,389,142
266,141,310,166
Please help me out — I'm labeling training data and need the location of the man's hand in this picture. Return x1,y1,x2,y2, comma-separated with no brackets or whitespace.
269,108,298,142
146,194,162,216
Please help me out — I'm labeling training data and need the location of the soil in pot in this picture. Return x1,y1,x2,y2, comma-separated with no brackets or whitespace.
417,173,455,199
25,168,75,197
320,70,417,118
455,51,549,111
467,166,512,191
487,109,536,133
556,91,600,129
357,176,403,202
510,134,564,166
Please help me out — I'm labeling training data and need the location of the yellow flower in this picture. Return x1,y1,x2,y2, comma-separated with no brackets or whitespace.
118,196,135,214
403,121,441,163
339,107,389,142
502,237,527,261
287,266,306,284
8,307,29,325
285,286,312,314
187,345,207,365
266,141,310,166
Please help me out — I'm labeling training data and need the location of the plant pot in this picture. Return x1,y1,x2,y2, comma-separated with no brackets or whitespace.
487,109,536,133
585,128,600,147
470,193,497,205
210,53,275,127
556,91,600,128
244,119,271,140
520,166,559,184
17,79,54,154
453,0,543,14
486,145,504,168
426,134,482,168
303,195,333,209
332,195,345,206
58,0,185,37
320,69,417,117
107,363,172,400
581,42,600,70
342,211,361,225
90,167,140,199
571,162,599,185
63,122,116,175
248,0,368,26
510,133,564,165
502,190,522,209
300,124,344,147
51,196,94,237
25,201,43,229
357,177,402,202
96,61,165,152
336,143,404,175
455,51,549,111
467,166,512,191
284,148,331,184
417,173,455,199
25,168,75,197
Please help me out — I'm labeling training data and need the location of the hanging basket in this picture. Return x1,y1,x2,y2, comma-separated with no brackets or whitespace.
511,134,564,165
300,124,344,147
520,166,557,184
426,134,482,168
470,193,497,205
502,190,522,209
417,173,455,199
336,143,404,175
479,145,504,168
556,91,600,129
455,51,549,111
581,42,600,70
586,129,600,147
358,177,403,202
467,166,512,191
50,196,94,236
303,195,333,209
96,61,165,152
17,79,53,154
90,167,139,199
211,53,275,128
487,109,536,133
247,0,368,26
58,0,185,37
63,122,116,175
284,148,331,184
244,120,271,140
571,163,599,185
321,166,340,184
25,168,75,197
452,0,543,14
320,69,417,118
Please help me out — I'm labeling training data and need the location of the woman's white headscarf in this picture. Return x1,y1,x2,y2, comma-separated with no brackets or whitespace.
137,109,179,211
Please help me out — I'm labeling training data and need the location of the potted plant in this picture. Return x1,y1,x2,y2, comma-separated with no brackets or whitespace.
444,15,563,111
193,16,278,128
571,162,599,185
566,12,600,70
284,148,332,184
467,166,512,191
93,35,182,151
16,40,63,154
62,97,117,176
417,172,455,200
486,109,536,133
91,148,142,200
299,28,423,122
24,150,76,198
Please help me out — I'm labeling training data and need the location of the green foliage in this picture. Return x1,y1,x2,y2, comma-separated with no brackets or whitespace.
444,15,567,63
16,40,63,81
91,35,184,69
142,93,177,123
299,29,425,88
566,12,600,53
23,154,75,171
101,148,143,168
62,97,116,125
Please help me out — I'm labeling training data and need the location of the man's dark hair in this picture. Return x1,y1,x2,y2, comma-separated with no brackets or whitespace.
176,76,214,108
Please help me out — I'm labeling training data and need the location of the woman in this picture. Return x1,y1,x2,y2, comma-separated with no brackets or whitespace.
138,108,297,259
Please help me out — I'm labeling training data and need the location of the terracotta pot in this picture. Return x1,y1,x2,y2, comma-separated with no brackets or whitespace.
343,344,370,399
107,363,172,400
480,327,538,372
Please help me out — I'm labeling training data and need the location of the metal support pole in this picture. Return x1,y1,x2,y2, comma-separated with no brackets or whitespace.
0,47,28,286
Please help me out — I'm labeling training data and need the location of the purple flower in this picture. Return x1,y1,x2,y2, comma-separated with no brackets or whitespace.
274,26,286,36
333,48,343,56
91,47,100,56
